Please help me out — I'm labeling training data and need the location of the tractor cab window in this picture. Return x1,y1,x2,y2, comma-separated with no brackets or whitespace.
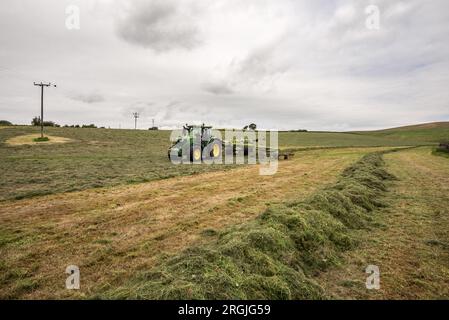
192,127,202,141
202,128,211,141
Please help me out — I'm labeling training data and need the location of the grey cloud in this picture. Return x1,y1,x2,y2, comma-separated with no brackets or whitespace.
121,101,156,117
1,0,449,130
161,101,208,122
237,42,290,80
69,92,105,104
202,81,234,95
213,37,292,93
115,0,201,52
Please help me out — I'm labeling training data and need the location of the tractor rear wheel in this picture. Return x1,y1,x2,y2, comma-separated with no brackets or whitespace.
209,140,222,160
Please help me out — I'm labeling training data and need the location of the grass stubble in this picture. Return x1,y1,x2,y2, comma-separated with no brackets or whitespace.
101,151,398,299
1,122,447,299
316,147,449,299
0,147,372,299
1,124,443,201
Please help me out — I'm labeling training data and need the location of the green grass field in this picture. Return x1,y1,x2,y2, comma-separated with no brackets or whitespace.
1,123,447,201
356,121,449,143
0,126,234,201
100,151,397,299
0,122,448,299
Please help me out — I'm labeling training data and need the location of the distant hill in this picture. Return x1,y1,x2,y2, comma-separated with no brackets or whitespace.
373,121,449,132
357,121,449,143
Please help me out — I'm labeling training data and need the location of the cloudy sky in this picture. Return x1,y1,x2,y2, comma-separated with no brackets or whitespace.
1,0,448,130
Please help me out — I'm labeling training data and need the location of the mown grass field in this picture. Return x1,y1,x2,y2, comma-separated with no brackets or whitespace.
0,126,234,201
0,146,381,298
317,147,449,299
0,122,448,299
1,124,446,201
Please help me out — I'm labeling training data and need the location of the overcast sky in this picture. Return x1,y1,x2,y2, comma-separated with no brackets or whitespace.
1,0,448,130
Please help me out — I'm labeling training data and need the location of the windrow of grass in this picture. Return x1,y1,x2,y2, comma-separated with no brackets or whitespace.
101,151,397,299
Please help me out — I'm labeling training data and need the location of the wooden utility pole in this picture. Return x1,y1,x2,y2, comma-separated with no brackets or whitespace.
33,82,56,138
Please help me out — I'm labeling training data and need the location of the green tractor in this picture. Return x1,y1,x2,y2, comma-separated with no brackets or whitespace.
168,124,222,162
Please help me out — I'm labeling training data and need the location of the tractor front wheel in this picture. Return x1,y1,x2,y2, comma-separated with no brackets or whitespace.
191,145,202,162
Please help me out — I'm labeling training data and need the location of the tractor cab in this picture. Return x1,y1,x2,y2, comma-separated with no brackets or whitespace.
169,124,222,162
182,124,212,142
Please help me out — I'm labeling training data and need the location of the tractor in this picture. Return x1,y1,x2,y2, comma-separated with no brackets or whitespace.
168,124,222,162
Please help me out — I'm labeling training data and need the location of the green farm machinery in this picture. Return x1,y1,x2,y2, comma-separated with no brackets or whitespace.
168,124,278,163
168,124,222,162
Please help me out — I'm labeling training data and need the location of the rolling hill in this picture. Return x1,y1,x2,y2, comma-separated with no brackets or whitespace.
355,121,449,143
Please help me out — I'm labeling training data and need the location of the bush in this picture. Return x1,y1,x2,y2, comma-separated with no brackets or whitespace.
0,120,12,126
433,144,449,157
33,137,49,142
31,117,58,127
437,142,449,153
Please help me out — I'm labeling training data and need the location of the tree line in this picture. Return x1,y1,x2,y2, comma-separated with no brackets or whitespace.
31,116,99,128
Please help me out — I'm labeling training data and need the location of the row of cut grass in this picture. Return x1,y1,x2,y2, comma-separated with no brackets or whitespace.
100,150,398,299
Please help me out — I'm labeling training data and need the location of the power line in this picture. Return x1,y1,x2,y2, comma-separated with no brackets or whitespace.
33,82,56,138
